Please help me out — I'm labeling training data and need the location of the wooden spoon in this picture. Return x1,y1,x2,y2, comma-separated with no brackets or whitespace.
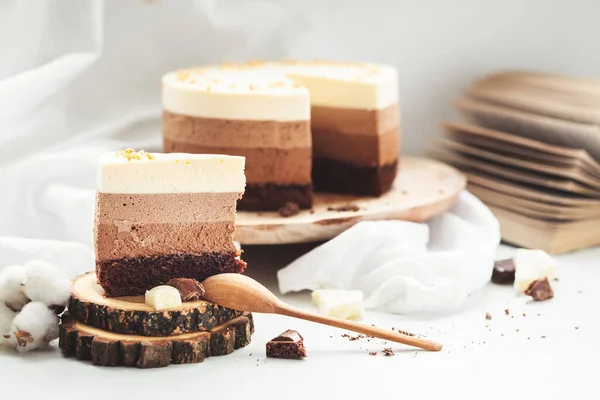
202,273,442,352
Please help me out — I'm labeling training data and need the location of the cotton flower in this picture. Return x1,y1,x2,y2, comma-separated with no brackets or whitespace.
8,302,59,352
0,265,29,311
0,303,16,347
23,260,72,308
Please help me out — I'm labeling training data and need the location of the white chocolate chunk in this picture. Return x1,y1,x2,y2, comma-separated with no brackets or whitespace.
311,289,364,320
513,249,557,293
145,286,182,310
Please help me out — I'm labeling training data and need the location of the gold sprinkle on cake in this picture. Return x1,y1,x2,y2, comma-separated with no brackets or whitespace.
117,149,156,161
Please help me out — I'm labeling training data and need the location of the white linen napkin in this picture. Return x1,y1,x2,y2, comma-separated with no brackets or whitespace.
277,191,501,314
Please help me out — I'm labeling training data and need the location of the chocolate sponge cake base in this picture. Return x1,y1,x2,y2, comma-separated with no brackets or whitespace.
312,158,398,196
238,184,313,211
97,252,246,297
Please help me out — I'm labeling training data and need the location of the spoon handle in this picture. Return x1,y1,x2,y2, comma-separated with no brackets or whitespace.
277,304,442,352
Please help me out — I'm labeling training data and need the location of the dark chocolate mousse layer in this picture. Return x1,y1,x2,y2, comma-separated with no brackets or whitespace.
312,159,398,196
238,184,312,211
97,252,246,297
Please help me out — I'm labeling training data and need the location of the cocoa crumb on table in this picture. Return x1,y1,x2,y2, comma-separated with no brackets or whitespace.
341,333,366,341
382,348,395,356
505,309,510,315
485,312,492,320
368,351,377,356
327,204,360,212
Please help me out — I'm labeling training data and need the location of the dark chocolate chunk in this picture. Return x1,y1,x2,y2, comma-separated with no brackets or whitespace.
166,278,205,302
266,329,306,359
327,204,360,212
278,202,300,218
524,278,554,301
491,258,515,284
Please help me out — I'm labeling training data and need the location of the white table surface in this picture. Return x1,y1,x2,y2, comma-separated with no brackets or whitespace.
1,243,598,400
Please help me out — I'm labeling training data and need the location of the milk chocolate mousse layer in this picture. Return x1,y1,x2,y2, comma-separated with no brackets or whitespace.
163,111,310,149
312,128,400,166
311,104,400,136
95,151,246,297
95,193,240,261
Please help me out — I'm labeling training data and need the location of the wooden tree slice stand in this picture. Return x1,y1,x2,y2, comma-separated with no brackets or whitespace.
60,272,254,368
68,272,243,336
235,157,466,244
59,314,253,368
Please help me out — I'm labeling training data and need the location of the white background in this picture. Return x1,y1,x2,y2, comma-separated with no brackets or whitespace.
1,1,599,398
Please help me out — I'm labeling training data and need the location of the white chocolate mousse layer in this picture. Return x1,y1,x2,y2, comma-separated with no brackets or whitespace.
162,61,399,121
97,150,246,194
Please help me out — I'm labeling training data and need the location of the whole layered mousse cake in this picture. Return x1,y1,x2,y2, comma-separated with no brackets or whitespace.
161,60,401,210
94,149,247,297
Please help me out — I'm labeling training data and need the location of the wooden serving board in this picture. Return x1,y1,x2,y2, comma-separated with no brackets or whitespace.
234,157,466,245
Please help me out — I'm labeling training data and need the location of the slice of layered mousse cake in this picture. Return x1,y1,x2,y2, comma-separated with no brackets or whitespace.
94,149,247,297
